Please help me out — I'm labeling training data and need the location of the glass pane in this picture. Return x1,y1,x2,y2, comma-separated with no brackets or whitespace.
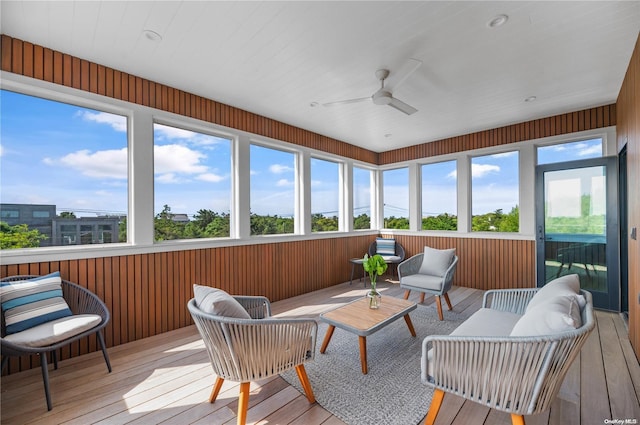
153,123,232,241
250,145,295,235
538,138,602,165
383,168,409,229
0,90,128,248
311,158,339,232
543,166,607,292
353,167,371,230
422,161,457,230
471,152,519,232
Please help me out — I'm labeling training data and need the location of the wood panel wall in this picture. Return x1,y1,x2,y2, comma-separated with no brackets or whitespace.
0,235,373,374
379,105,616,164
616,33,640,358
386,235,536,290
0,35,377,164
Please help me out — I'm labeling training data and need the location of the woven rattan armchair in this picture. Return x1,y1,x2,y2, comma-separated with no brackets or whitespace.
422,288,595,425
188,295,317,425
398,252,458,320
0,275,112,411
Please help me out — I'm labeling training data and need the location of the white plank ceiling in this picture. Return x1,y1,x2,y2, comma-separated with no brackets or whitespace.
1,1,639,152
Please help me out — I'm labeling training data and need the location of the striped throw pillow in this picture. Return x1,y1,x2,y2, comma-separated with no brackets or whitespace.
376,238,396,256
0,272,73,335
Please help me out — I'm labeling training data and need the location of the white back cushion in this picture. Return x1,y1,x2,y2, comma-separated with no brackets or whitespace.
418,247,455,277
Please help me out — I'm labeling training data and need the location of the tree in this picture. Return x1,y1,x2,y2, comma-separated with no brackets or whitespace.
311,214,338,232
423,213,457,230
154,204,186,241
0,221,47,249
384,216,409,229
354,213,370,230
58,211,76,219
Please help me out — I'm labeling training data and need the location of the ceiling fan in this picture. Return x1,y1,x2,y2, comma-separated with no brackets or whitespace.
323,58,422,115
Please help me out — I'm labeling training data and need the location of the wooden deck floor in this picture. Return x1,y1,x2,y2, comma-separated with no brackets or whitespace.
1,280,639,425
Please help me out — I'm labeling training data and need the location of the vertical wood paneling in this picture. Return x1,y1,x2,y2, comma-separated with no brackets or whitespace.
379,104,616,164
616,34,640,359
387,234,536,290
0,35,377,165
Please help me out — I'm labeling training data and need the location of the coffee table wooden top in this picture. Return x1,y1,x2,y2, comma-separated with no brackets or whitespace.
320,296,417,336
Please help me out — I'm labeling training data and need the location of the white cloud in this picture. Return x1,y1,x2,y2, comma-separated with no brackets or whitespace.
197,173,226,183
472,163,500,178
270,164,293,174
250,169,258,175
311,179,323,187
154,124,225,146
446,170,457,179
77,111,127,132
577,144,602,157
0,144,4,157
53,148,128,179
276,178,293,187
156,173,180,184
154,144,208,175
491,151,517,159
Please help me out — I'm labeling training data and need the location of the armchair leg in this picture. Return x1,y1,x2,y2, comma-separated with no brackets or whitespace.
435,296,444,321
443,293,453,311
39,352,53,411
511,414,526,425
1,356,8,373
424,388,445,425
209,376,225,403
237,382,251,425
419,293,425,304
52,350,58,370
97,330,112,373
403,290,411,300
295,364,316,403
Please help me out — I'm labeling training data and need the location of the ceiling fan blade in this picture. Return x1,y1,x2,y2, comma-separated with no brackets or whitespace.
322,97,371,107
387,97,418,115
385,58,422,91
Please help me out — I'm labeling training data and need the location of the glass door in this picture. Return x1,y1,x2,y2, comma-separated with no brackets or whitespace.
536,157,619,310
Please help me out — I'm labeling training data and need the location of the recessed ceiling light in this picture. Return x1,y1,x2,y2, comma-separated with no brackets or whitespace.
488,14,509,28
524,96,537,103
143,29,162,42
384,133,393,138
310,102,319,107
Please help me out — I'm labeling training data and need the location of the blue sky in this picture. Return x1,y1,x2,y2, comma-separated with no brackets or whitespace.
1,90,603,219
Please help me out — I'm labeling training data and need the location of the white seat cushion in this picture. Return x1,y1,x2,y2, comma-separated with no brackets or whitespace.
425,308,521,379
381,255,402,263
4,314,102,348
401,274,445,291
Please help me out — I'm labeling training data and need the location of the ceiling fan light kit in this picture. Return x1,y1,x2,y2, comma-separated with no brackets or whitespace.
322,59,422,115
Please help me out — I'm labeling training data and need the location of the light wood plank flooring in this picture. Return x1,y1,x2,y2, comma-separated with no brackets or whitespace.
1,280,639,425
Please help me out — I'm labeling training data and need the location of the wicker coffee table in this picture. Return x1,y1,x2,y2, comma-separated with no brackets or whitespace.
319,296,417,374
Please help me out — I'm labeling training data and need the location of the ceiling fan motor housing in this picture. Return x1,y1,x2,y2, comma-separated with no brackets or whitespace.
372,90,393,105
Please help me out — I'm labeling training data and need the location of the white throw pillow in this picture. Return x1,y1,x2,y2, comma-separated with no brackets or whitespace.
193,285,251,319
511,295,582,336
526,274,584,312
418,247,455,277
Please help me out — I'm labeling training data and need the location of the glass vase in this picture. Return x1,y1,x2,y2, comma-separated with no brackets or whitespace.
367,289,381,309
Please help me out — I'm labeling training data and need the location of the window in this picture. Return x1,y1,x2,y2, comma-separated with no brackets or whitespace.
311,158,339,232
153,123,232,241
1,210,19,219
250,144,295,235
471,152,519,232
422,161,457,230
383,168,409,229
0,90,128,249
538,138,603,165
353,166,372,230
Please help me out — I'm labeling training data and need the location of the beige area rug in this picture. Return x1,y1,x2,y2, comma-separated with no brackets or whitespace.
281,301,471,425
